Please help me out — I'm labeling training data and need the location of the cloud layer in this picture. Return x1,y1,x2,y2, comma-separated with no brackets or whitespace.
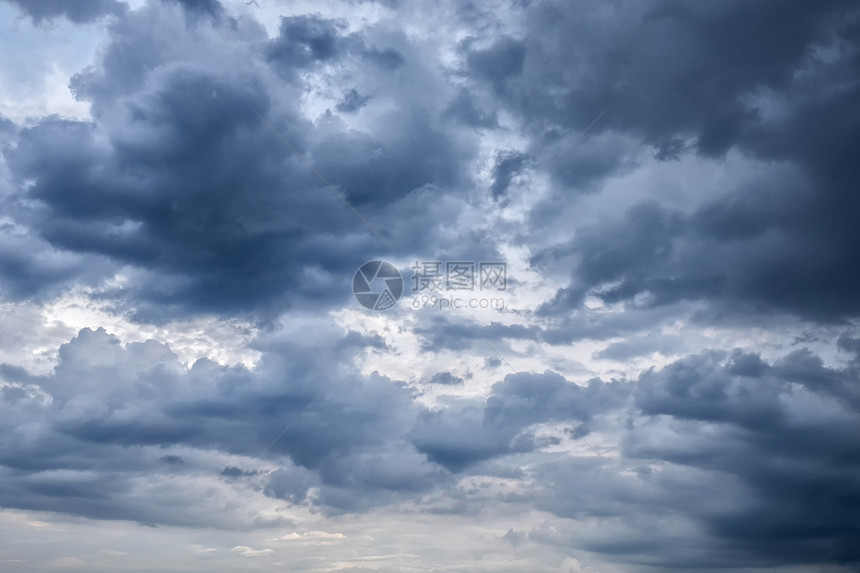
1,0,859,571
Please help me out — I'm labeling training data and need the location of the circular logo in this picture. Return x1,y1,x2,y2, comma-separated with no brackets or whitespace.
352,261,403,311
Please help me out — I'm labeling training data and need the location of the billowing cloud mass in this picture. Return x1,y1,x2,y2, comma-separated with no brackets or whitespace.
0,0,859,571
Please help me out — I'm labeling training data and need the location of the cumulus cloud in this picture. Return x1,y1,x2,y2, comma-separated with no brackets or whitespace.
1,0,483,319
1,0,859,571
0,325,429,524
4,0,125,23
510,346,860,569
498,0,860,322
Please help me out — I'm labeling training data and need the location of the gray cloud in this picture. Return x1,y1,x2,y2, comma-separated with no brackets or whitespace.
484,344,860,570
625,348,860,567
424,371,464,385
0,326,428,522
1,1,860,571
3,0,125,23
411,371,629,470
459,0,860,322
1,1,482,319
1,323,859,569
490,150,527,200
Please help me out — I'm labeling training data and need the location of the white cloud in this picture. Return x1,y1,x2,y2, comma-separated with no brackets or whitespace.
230,545,274,558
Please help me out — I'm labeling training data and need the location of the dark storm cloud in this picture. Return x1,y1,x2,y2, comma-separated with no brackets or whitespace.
336,88,370,113
465,36,525,95
472,0,855,154
424,371,464,385
266,14,405,79
6,77,355,315
363,46,405,69
312,109,470,206
0,232,103,301
0,326,628,524
0,147,111,303
414,303,689,350
2,1,859,570
266,15,350,73
0,115,14,135
3,0,125,23
2,325,859,569
443,88,499,128
0,326,434,522
489,150,527,200
310,442,449,514
411,371,628,470
627,348,860,567
221,465,258,477
2,1,479,318
507,343,860,570
166,0,223,17
536,201,719,314
463,0,860,322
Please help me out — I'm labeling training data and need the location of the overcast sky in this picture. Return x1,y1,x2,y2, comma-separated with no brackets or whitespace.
1,0,859,571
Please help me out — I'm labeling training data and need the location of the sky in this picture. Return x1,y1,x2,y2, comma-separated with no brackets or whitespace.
0,0,859,571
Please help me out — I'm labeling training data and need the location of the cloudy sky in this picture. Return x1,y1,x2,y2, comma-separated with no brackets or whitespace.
0,0,859,571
